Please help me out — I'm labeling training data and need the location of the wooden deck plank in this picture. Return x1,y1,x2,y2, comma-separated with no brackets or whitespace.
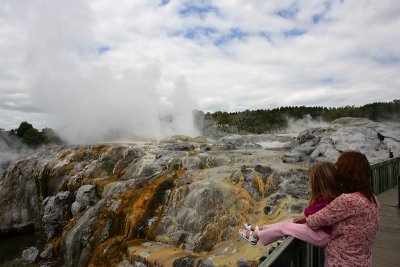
372,187,400,267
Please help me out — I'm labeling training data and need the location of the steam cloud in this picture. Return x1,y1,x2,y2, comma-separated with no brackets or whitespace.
19,0,199,144
33,64,199,143
0,131,34,176
285,115,330,134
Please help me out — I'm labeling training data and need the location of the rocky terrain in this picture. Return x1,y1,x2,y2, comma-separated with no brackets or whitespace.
0,117,399,267
282,117,400,164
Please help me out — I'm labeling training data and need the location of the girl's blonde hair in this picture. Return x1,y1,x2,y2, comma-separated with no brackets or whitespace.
308,161,339,204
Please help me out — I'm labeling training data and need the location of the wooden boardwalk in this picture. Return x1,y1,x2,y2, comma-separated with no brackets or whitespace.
372,187,400,267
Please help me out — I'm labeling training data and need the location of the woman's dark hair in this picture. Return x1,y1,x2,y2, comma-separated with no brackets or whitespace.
336,151,377,204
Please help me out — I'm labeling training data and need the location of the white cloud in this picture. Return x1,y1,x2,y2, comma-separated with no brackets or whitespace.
0,0,399,142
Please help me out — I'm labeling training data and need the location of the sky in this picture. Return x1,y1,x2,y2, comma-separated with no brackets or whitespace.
0,0,399,142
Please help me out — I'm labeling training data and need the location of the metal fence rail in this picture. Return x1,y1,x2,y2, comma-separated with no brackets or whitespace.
259,156,400,267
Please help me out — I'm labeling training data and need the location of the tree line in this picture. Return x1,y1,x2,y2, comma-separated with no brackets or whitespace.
3,100,400,143
6,121,63,147
200,99,400,134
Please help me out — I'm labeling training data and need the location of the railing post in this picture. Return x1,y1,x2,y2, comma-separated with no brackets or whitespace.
398,175,400,208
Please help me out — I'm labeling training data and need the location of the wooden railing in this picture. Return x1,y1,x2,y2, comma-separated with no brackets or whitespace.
259,156,400,267
370,157,400,195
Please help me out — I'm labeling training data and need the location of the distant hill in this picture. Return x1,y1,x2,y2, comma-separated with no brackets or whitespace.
195,99,400,135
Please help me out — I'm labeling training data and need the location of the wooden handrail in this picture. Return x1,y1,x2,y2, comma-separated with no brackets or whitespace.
258,157,400,267
398,174,400,208
371,157,400,195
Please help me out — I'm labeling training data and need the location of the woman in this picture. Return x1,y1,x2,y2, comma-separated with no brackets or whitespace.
306,151,380,267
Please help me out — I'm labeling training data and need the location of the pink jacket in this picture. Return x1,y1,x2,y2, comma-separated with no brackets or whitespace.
304,196,332,235
306,193,380,267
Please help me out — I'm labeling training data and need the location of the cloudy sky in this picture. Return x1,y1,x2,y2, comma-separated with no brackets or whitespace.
0,0,399,141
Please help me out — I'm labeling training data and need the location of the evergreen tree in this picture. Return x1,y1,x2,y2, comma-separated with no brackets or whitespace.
10,122,63,147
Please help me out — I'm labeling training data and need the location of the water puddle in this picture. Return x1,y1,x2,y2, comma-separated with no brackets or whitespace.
0,231,46,264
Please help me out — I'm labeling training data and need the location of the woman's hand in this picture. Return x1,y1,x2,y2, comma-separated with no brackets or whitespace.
293,215,307,224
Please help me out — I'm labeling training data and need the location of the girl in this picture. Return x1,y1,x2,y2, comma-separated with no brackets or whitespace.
306,151,380,267
239,161,339,247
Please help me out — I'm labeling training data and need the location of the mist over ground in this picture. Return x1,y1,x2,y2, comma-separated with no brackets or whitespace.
0,131,33,176
285,115,330,133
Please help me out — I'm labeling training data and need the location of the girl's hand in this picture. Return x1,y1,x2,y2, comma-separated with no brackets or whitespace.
293,215,306,224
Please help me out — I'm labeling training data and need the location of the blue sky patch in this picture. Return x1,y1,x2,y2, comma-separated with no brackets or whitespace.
171,26,250,46
160,0,169,6
324,0,334,11
284,28,307,37
214,28,249,46
373,54,400,65
171,26,217,40
312,14,323,24
96,46,110,54
259,31,273,43
319,78,334,84
179,3,219,18
276,4,299,19
311,0,338,24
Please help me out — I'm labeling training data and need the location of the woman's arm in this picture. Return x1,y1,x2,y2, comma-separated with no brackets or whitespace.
306,194,356,229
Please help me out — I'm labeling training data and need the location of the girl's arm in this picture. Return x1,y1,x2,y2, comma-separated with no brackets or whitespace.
306,194,356,229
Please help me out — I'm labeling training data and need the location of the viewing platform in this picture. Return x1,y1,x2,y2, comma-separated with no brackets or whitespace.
372,187,400,267
259,157,400,267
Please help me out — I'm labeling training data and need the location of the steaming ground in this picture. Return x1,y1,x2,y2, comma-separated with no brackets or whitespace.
0,131,35,176
0,115,330,176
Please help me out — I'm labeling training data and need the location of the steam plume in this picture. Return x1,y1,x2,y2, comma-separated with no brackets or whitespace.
20,0,199,143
